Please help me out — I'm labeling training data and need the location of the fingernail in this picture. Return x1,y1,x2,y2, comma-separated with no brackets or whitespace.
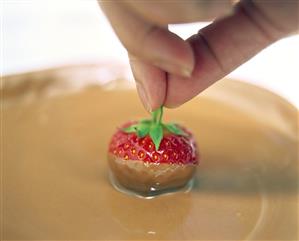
181,66,193,78
136,82,152,112
153,60,192,78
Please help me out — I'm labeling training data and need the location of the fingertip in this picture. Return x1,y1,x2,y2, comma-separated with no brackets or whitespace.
164,74,197,108
163,102,182,109
144,28,195,77
136,82,152,112
130,57,167,112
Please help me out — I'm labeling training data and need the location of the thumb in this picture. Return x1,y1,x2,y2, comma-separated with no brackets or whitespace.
164,0,297,107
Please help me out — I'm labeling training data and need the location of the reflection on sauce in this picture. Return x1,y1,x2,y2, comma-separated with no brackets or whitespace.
109,169,195,199
2,68,298,240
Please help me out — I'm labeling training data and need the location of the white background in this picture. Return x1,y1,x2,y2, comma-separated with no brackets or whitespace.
2,0,299,107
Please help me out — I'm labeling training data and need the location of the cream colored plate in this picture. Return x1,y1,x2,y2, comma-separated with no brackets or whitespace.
2,64,298,240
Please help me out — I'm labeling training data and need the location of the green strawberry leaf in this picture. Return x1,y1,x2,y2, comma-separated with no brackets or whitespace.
121,107,188,149
136,123,150,137
140,119,152,125
149,123,163,150
122,125,138,133
164,123,188,136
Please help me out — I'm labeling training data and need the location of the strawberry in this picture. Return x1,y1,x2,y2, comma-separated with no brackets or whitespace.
108,107,199,195
108,123,198,165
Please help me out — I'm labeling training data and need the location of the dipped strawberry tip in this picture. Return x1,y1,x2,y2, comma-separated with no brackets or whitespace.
122,106,188,150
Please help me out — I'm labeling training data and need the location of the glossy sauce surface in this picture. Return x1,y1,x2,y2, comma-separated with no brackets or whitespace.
2,65,298,240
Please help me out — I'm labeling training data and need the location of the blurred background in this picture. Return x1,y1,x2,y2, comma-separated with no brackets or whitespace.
2,0,299,107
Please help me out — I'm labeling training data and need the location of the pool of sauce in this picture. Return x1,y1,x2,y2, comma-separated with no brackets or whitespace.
2,65,298,240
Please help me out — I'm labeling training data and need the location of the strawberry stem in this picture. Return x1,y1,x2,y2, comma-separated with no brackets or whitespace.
158,107,163,124
152,106,163,124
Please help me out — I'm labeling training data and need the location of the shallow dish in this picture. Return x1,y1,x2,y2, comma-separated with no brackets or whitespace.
2,64,298,240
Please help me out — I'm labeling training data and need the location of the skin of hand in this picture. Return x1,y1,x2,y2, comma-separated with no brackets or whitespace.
99,0,299,111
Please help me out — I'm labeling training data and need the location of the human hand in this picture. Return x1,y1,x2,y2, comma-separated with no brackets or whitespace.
99,0,298,111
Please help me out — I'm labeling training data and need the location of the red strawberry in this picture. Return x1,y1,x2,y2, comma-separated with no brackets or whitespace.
108,107,199,195
108,123,198,165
